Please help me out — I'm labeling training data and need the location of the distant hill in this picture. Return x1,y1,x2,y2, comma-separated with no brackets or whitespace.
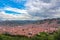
0,18,60,27
0,20,38,26
36,18,60,24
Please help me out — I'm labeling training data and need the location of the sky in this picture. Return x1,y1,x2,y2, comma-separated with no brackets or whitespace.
0,0,60,20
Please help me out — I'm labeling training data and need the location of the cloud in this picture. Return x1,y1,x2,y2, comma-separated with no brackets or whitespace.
4,7,28,14
0,7,41,20
52,7,60,18
0,0,60,20
24,0,60,19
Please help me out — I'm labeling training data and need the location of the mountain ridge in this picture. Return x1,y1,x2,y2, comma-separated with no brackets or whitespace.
0,18,60,27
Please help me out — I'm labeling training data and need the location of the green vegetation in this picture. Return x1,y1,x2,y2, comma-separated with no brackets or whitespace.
0,30,60,40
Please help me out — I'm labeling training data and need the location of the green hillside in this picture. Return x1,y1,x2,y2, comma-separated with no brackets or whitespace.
0,29,60,40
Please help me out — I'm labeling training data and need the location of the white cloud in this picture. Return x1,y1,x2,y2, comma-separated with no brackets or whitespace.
0,0,60,20
53,7,60,18
0,7,41,20
4,7,27,14
24,0,60,19
25,0,51,13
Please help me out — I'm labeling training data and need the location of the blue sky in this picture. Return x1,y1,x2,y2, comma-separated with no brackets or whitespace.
0,0,60,20
0,0,26,9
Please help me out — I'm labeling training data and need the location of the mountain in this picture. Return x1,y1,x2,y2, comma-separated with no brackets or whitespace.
0,18,60,27
0,20,38,26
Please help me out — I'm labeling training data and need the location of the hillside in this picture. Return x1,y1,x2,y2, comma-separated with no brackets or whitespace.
0,18,60,27
0,18,60,37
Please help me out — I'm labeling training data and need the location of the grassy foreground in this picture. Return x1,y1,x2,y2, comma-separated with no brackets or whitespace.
0,30,60,40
